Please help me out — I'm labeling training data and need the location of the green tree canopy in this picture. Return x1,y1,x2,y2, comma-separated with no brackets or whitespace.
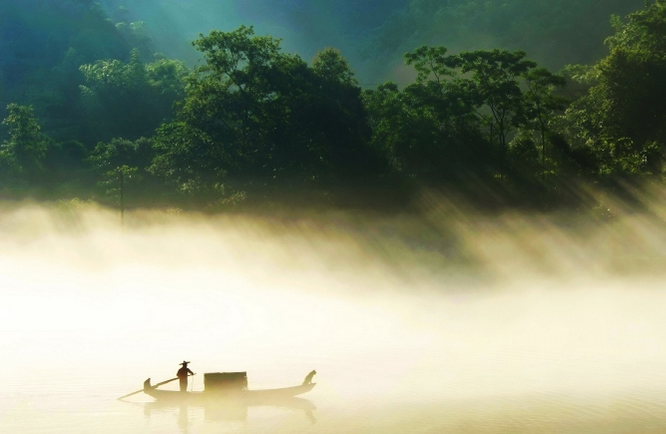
364,46,565,184
1,103,48,176
79,49,187,144
151,26,382,205
563,0,666,177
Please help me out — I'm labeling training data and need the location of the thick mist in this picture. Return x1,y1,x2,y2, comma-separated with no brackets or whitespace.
3,194,666,432
4,189,666,369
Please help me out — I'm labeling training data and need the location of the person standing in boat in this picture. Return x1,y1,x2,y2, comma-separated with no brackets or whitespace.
177,361,195,392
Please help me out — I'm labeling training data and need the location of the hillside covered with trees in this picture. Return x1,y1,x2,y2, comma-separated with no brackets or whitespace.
0,0,664,213
365,0,645,76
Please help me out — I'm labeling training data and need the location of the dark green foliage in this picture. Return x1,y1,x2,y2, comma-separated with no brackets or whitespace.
0,2,664,210
363,70,491,183
88,137,154,176
308,48,384,184
0,0,132,96
46,140,87,171
562,0,666,178
0,103,91,195
150,121,228,201
365,46,566,185
150,27,384,205
454,50,538,152
79,49,187,143
1,104,48,178
88,137,162,207
114,21,154,61
0,0,163,149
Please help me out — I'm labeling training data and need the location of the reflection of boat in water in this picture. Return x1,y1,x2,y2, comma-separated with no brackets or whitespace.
143,395,317,422
142,370,316,404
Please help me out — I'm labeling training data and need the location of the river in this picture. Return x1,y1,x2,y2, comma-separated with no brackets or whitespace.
2,201,666,433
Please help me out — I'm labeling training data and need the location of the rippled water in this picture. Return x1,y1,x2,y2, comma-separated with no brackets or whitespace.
2,203,666,433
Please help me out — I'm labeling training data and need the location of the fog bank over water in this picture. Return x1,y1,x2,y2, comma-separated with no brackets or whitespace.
4,185,666,282
2,192,666,413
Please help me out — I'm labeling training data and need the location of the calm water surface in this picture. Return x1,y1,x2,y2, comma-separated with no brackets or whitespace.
2,205,666,433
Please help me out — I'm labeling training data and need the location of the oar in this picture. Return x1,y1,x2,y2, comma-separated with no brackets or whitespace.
117,377,178,400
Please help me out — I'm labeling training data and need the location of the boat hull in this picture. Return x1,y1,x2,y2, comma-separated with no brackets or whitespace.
142,378,316,405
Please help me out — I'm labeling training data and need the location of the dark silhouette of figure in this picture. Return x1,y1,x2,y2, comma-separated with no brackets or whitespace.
177,361,194,392
302,370,316,384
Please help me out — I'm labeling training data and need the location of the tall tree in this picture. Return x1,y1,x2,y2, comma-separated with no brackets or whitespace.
309,48,380,184
453,49,537,154
1,104,48,177
522,68,567,175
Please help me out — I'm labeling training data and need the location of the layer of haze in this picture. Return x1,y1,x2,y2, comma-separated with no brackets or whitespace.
98,0,407,80
2,191,666,433
96,0,644,84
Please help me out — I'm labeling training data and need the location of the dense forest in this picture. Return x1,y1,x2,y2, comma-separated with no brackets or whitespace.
0,0,664,212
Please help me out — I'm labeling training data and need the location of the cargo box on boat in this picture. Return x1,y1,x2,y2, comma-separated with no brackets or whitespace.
204,372,248,391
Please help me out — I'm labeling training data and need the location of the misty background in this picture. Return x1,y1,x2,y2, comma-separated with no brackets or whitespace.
91,0,644,82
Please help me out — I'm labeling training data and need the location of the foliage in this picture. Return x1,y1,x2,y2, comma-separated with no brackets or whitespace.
150,26,382,204
1,104,48,176
453,49,538,151
114,21,154,61
521,68,568,174
562,0,666,177
79,49,187,143
1,2,665,209
88,137,160,206
88,137,154,175
0,0,162,151
365,46,566,183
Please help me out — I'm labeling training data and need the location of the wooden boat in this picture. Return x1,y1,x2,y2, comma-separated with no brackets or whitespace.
142,371,316,405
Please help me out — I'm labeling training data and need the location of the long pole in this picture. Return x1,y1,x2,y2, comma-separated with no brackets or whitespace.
117,377,178,400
